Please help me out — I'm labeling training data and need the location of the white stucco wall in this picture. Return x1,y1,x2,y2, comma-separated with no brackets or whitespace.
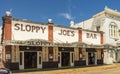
73,8,120,64
73,18,94,30
104,49,116,64
74,15,119,46
103,17,120,45
117,51,120,62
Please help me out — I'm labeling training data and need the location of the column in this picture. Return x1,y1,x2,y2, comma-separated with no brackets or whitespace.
74,47,79,61
70,52,74,67
11,46,15,62
78,29,82,42
48,25,53,42
58,52,61,67
11,45,20,62
53,47,58,61
19,51,24,70
16,45,20,62
86,52,88,65
2,15,12,40
100,31,104,44
42,47,48,62
37,51,42,68
94,52,97,65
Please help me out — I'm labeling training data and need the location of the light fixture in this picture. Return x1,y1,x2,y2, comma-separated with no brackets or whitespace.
26,47,29,49
62,48,64,50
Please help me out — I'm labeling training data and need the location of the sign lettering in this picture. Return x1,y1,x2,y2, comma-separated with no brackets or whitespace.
86,33,97,39
58,29,75,37
14,23,46,33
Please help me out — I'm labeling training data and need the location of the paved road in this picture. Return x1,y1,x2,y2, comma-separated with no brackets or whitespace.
13,68,120,74
80,68,120,74
13,64,120,74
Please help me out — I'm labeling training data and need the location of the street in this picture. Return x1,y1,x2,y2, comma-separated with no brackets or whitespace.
80,68,120,74
13,64,120,74
13,68,120,74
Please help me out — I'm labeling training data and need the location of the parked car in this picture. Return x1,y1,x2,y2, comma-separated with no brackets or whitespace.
0,68,12,74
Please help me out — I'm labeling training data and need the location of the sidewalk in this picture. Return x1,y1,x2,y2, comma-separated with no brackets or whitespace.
13,63,120,74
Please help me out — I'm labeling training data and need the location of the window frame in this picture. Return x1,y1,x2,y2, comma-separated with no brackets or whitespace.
109,22,119,39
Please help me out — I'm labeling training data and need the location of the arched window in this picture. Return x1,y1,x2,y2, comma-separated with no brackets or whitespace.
109,22,119,39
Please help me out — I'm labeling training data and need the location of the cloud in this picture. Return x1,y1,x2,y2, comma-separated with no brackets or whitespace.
59,13,73,20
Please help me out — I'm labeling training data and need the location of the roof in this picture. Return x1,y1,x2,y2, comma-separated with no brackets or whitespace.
12,18,79,30
93,7,120,18
12,18,102,33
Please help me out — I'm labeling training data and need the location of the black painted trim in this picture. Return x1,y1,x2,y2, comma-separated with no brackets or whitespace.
19,46,42,51
58,47,74,51
42,61,58,69
97,59,103,65
5,62,19,70
74,60,86,66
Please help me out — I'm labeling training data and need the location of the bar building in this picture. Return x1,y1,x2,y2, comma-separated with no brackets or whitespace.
71,7,120,64
1,12,104,70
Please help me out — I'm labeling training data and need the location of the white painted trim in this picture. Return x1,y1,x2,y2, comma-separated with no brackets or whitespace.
94,52,97,65
86,52,97,65
70,52,74,67
19,51,24,70
58,52,61,67
19,51,43,69
58,51,74,67
37,51,42,68
86,52,88,65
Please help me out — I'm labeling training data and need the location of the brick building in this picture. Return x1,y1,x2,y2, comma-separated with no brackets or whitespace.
1,12,104,70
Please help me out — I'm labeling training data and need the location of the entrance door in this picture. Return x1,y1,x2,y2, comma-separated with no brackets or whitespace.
88,53,95,65
61,52,70,66
24,52,37,68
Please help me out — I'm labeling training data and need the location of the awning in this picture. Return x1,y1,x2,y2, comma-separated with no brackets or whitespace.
3,39,104,48
103,44,117,49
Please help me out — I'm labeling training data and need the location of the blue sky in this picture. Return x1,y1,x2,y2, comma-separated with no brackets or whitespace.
0,0,120,27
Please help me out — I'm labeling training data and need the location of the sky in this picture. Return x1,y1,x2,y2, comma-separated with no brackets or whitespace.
0,0,120,27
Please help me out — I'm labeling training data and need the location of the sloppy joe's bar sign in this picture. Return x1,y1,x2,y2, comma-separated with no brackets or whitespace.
58,29,75,37
10,20,101,44
82,31,100,45
12,20,48,40
12,20,79,43
14,23,46,33
53,26,78,43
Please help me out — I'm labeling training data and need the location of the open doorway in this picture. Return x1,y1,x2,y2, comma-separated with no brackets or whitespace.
61,52,70,66
24,52,37,69
88,53,95,65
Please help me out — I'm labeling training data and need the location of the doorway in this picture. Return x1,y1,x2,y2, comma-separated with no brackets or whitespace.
24,52,37,68
88,53,95,65
61,52,70,66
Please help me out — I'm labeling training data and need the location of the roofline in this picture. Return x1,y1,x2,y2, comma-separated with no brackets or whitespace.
93,7,120,18
12,18,78,30
12,18,46,25
12,18,103,33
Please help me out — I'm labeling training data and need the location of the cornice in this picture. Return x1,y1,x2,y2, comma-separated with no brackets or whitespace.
93,7,120,18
